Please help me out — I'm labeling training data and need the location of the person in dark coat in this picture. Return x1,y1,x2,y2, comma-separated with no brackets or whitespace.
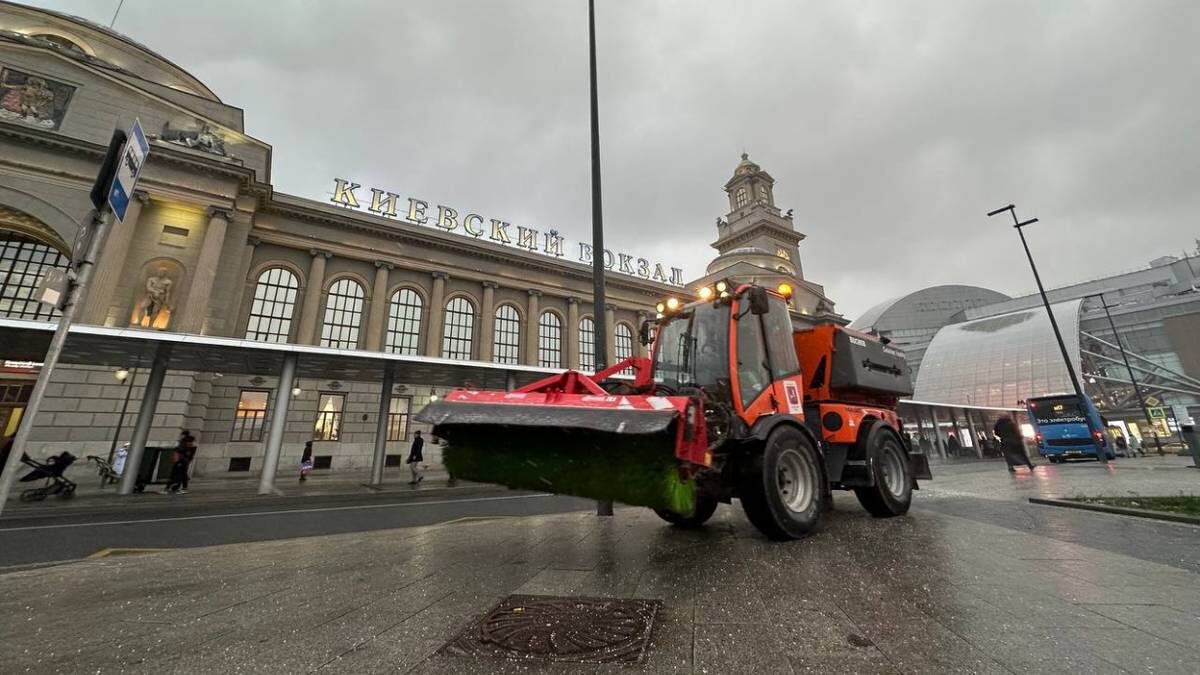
166,430,196,493
406,431,424,485
299,441,314,482
994,416,1034,473
946,433,962,457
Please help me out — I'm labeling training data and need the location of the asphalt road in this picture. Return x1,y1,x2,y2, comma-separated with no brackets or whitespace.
0,489,594,569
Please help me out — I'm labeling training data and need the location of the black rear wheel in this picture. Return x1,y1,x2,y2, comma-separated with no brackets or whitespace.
654,496,718,528
854,425,913,517
740,426,824,541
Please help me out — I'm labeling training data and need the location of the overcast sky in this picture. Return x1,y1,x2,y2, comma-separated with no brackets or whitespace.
29,0,1200,318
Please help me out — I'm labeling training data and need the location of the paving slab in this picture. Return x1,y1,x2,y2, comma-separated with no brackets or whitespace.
2,455,1199,673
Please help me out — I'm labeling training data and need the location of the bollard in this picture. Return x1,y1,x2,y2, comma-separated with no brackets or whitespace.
1181,425,1200,469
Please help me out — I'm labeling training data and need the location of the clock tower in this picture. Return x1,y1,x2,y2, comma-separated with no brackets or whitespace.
690,153,844,326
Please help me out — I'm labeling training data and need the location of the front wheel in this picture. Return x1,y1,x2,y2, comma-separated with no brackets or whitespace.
854,426,913,518
740,426,824,541
654,496,718,528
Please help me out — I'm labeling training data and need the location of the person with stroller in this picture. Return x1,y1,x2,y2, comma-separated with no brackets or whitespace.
299,441,314,482
406,431,424,485
165,430,196,494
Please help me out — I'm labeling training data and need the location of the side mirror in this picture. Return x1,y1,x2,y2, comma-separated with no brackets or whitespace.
638,320,652,346
748,287,770,315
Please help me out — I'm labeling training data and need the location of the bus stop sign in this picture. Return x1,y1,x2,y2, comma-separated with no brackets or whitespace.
107,118,149,222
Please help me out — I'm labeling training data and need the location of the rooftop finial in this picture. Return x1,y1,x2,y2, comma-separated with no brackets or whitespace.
741,150,748,160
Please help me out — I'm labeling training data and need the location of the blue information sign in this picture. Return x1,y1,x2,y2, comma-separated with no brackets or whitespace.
107,118,150,222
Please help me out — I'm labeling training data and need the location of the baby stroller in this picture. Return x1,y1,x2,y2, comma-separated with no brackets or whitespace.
18,451,78,502
86,454,124,487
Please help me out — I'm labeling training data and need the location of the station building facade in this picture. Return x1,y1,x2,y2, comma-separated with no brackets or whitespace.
0,3,670,476
0,3,836,477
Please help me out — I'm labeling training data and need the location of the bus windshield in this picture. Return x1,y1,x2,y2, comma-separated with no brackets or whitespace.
653,302,730,391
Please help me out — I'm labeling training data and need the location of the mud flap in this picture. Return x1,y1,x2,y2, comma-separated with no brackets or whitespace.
909,452,933,483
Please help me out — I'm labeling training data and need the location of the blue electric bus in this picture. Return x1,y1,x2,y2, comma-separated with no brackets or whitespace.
1026,393,1113,463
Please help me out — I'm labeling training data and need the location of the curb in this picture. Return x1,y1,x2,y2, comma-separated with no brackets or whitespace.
1028,497,1200,526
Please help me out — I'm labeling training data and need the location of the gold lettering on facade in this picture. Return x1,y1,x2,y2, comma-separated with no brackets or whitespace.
368,189,399,217
516,226,539,251
578,242,592,264
543,231,564,257
489,219,512,244
618,253,634,275
331,178,360,208
436,205,459,232
669,267,684,285
463,213,485,237
406,198,429,224
652,263,668,283
603,249,615,270
636,258,650,278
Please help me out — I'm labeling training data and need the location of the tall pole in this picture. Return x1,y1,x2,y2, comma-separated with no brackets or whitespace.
0,208,110,514
1092,293,1163,455
988,204,1106,463
589,0,613,517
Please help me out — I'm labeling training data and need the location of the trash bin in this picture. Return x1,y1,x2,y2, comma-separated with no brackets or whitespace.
1181,425,1200,469
134,446,174,492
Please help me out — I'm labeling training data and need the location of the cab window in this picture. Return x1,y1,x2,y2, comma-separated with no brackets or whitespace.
763,296,800,379
736,311,771,409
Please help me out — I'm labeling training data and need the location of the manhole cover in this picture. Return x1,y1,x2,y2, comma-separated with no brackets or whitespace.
440,594,661,664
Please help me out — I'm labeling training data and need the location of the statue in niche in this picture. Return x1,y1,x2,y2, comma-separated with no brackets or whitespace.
132,266,175,330
157,119,227,156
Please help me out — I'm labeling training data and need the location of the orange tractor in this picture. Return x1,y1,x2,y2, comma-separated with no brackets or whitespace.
417,283,930,540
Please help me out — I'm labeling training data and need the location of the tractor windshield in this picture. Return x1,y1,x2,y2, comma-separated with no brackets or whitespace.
653,302,730,392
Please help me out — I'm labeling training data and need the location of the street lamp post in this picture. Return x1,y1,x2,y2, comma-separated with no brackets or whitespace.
1088,292,1163,456
588,0,613,517
988,204,1106,462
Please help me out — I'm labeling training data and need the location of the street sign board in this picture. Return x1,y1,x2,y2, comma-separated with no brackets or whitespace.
107,118,149,222
1148,407,1166,419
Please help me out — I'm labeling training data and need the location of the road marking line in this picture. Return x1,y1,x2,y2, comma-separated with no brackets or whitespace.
435,515,514,528
0,493,555,532
86,547,173,559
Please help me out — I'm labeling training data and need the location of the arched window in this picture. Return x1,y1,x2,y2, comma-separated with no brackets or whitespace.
538,312,563,368
0,231,69,320
442,297,475,360
492,304,521,364
320,278,365,349
245,267,300,343
735,187,748,208
386,288,423,355
614,321,633,362
578,317,595,372
758,185,769,202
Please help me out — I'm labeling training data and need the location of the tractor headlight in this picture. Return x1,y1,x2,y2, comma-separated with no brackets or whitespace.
666,297,680,311
656,302,665,313
697,286,714,301
715,280,728,293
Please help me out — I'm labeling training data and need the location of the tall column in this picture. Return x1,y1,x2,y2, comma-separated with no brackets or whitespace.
425,271,448,357
526,290,542,365
259,353,297,494
929,406,947,459
605,304,617,364
479,281,497,362
297,249,331,345
366,261,392,351
231,236,261,337
86,190,148,326
964,409,984,458
118,343,171,495
177,207,231,334
566,297,580,370
370,365,396,485
636,311,650,358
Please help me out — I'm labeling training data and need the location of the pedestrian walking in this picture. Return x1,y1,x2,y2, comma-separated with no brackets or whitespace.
994,416,1034,473
166,430,196,493
1128,433,1144,457
299,441,314,482
407,431,424,485
946,433,962,457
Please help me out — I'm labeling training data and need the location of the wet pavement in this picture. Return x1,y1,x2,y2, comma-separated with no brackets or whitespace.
1,457,1197,673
